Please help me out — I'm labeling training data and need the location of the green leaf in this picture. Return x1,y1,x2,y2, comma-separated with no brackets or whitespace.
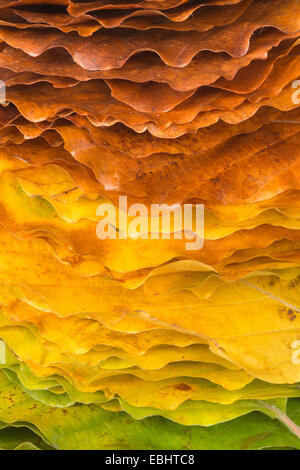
0,370,300,450
0,426,54,450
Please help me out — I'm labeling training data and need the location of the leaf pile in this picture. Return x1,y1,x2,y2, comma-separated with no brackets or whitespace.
0,0,299,450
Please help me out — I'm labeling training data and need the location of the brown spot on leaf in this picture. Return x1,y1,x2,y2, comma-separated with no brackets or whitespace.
174,383,191,391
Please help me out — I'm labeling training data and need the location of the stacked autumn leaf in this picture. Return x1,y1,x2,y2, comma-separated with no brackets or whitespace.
0,0,299,451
